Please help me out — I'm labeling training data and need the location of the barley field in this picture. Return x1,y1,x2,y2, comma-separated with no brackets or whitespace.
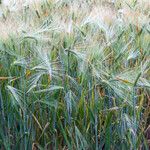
0,0,150,149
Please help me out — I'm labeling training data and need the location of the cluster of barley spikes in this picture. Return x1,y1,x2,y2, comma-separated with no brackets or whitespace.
0,0,149,149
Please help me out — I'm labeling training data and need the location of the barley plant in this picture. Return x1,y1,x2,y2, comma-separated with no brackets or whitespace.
0,0,150,149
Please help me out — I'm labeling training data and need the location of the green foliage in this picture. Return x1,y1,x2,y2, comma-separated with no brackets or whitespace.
0,0,149,149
